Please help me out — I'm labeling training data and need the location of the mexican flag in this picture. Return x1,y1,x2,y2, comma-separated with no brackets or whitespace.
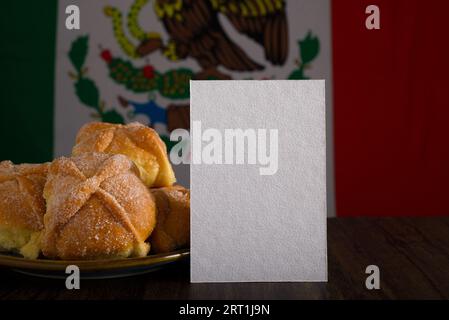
1,0,448,217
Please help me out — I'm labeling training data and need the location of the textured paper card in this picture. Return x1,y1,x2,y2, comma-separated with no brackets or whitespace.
190,80,327,282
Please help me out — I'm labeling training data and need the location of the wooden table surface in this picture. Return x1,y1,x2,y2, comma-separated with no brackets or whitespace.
1,217,448,300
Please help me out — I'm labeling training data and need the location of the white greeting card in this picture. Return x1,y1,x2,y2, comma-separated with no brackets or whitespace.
190,80,327,282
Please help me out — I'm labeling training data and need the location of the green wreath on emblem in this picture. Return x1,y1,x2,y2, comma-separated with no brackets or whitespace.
288,31,320,80
68,35,125,124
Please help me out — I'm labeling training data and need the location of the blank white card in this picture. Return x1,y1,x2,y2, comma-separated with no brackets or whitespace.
190,80,327,282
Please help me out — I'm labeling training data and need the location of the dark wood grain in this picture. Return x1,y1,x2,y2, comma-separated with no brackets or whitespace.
1,217,448,300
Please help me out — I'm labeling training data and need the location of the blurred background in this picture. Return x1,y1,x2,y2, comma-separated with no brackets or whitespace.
1,0,448,217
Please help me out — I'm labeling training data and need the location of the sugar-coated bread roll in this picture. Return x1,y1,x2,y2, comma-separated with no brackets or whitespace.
41,153,156,260
0,161,49,259
149,185,190,253
72,122,176,188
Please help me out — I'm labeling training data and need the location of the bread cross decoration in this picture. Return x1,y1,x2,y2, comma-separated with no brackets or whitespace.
44,155,142,244
72,122,176,187
0,161,47,229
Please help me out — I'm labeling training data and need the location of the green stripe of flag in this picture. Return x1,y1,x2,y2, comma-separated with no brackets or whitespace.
0,1,57,163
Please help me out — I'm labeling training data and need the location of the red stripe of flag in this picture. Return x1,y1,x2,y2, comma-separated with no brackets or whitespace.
332,0,449,216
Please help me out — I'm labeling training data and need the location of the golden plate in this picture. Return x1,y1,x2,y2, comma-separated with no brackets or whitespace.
0,249,189,279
